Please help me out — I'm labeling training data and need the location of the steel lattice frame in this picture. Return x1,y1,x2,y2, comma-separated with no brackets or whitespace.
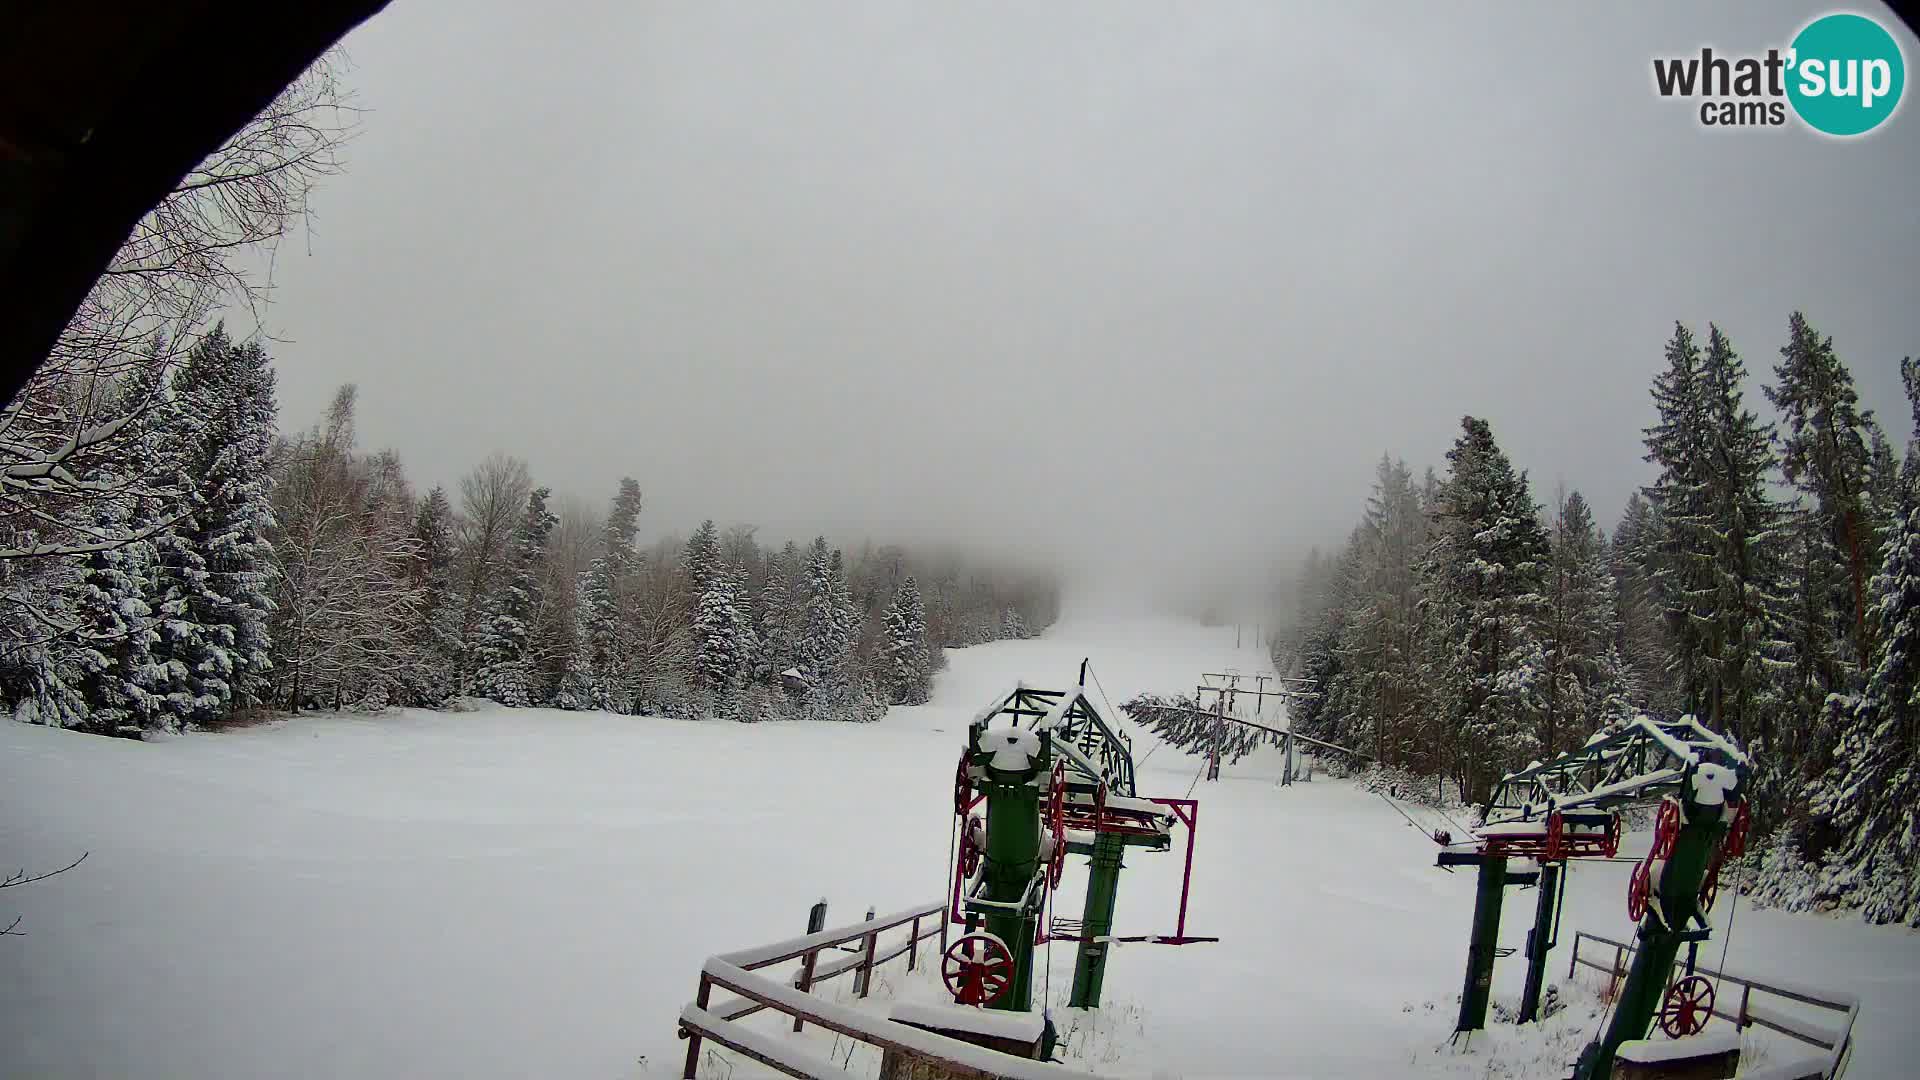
1482,716,1750,826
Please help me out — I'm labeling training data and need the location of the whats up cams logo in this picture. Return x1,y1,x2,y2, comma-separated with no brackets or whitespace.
1653,11,1907,136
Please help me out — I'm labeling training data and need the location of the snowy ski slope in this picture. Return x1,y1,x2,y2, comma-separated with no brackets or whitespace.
1,615,1913,1078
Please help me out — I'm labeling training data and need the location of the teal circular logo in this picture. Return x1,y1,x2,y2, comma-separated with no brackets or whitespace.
1787,13,1906,136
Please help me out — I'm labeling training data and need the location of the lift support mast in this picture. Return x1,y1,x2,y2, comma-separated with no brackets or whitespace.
1436,717,1752,1079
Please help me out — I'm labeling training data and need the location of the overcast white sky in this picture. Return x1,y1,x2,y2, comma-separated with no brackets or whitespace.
248,2,1920,608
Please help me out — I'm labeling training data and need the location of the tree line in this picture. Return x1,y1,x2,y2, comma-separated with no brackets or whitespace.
1275,314,1918,925
0,337,1059,732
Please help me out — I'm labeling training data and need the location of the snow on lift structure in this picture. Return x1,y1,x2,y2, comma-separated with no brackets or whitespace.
1435,715,1755,1080
948,664,1214,1015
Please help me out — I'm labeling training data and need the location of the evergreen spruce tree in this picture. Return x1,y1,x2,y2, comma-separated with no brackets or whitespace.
1767,312,1882,666
1644,324,1791,757
1419,416,1551,801
1330,456,1428,766
1643,322,1715,725
1698,326,1793,752
180,330,278,716
693,566,757,704
1539,491,1626,756
1612,493,1680,718
881,576,933,704
684,519,720,606
471,487,556,706
756,544,799,680
1806,500,1920,925
400,485,461,706
70,498,162,736
579,478,643,710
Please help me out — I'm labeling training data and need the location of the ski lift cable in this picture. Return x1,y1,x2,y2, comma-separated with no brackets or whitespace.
1713,879,1740,1008
1376,788,1451,846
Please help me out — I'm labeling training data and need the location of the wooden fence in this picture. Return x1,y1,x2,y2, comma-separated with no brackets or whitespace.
1568,930,1857,1080
677,900,1119,1080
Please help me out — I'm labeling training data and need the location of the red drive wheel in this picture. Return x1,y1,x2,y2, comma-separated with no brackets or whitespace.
1652,799,1681,860
959,815,982,877
1603,814,1622,859
955,751,972,818
1627,859,1652,923
1725,799,1751,858
942,932,1014,1006
1698,850,1723,912
1658,975,1716,1038
1543,811,1565,862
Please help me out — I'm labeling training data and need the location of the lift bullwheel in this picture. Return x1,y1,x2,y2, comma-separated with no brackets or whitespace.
1627,858,1652,922
1658,975,1715,1038
942,932,1014,1006
954,751,972,817
1651,798,1681,860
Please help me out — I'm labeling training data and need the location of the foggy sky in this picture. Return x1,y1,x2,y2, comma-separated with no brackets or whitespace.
248,2,1920,608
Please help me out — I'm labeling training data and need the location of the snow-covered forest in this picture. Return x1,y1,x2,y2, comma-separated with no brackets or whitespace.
1275,320,1920,926
0,345,1059,731
0,53,1058,738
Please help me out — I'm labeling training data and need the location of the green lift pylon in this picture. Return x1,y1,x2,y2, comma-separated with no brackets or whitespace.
1068,828,1126,1007
964,722,1052,1012
1437,717,1751,1060
951,675,1211,1017
1574,768,1744,1079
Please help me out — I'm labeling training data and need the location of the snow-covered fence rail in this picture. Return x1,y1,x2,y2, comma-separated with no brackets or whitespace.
1568,930,1857,1079
678,901,1121,1080
679,901,941,1078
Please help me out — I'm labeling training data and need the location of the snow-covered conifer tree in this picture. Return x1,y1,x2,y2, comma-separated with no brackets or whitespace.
693,566,757,702
881,576,932,704
471,487,556,706
1418,416,1551,800
1807,500,1920,925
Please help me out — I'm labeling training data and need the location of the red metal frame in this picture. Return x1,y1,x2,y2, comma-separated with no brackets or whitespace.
1478,813,1620,862
948,791,989,925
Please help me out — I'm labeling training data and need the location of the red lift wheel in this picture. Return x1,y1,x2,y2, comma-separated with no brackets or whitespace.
958,816,982,878
1725,799,1751,858
1627,859,1652,923
1698,851,1723,912
942,932,1014,1006
1543,811,1565,862
1603,815,1622,859
954,752,972,817
1658,975,1716,1038
1651,799,1681,860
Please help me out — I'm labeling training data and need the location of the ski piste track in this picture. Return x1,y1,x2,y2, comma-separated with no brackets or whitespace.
0,617,1904,1078
671,652,1860,1080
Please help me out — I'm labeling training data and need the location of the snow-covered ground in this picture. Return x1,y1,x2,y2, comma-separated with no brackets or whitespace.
2,615,1915,1078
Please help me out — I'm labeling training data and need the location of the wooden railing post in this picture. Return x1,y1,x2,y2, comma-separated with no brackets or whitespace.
683,972,711,1079
1568,934,1579,980
857,930,880,997
792,948,818,1033
908,915,921,971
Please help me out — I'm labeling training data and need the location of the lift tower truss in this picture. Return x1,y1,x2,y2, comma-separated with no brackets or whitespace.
1435,716,1752,1080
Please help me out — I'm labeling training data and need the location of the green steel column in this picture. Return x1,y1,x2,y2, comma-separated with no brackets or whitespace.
1575,791,1732,1080
1455,855,1507,1033
1518,862,1560,1023
1068,830,1126,1008
981,748,1045,1012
